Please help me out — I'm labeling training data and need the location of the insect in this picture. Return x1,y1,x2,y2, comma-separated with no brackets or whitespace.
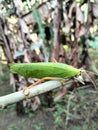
10,62,82,79
10,62,87,98
10,62,84,88
10,62,97,98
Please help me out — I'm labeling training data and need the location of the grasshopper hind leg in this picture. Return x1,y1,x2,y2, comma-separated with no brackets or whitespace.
23,77,60,98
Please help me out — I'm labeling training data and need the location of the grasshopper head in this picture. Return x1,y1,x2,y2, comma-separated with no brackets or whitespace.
74,69,85,84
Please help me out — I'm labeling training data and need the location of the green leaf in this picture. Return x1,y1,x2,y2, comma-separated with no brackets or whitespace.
32,8,46,40
76,0,85,4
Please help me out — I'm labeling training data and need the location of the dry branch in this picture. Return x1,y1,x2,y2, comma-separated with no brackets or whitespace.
0,80,64,108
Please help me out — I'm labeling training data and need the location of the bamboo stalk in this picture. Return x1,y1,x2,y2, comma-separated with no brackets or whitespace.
0,80,62,108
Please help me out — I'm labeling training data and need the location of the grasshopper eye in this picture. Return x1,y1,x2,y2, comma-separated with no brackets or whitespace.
80,69,85,74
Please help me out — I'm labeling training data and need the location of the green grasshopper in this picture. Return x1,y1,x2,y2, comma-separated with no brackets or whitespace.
10,62,97,98
10,62,83,78
10,62,84,86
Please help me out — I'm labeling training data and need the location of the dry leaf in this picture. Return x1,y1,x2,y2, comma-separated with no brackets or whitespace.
82,71,95,83
24,50,30,63
38,3,50,22
54,87,67,102
23,12,36,25
4,24,8,35
13,0,24,15
18,75,27,90
76,6,84,24
10,73,15,85
63,12,72,33
79,25,87,37
68,1,75,19
28,78,38,84
23,3,50,25
23,99,31,108
31,96,41,111
93,3,98,18
18,18,29,34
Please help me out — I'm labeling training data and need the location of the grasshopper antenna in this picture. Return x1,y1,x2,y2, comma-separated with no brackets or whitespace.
84,70,98,90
